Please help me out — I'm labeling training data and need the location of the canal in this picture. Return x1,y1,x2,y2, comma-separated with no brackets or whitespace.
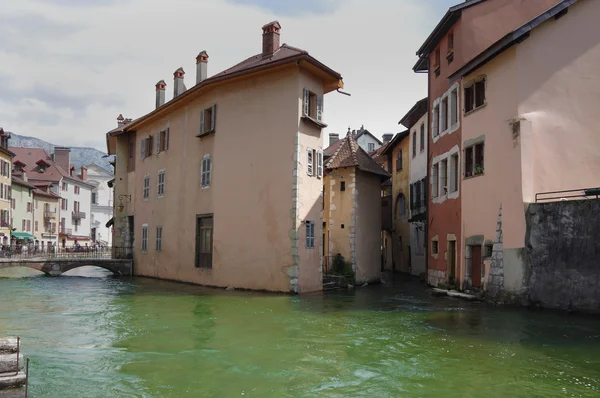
1,268,599,397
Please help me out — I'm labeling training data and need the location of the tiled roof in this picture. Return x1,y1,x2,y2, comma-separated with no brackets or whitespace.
33,187,60,199
11,176,37,189
324,138,344,157
9,147,92,187
325,135,390,178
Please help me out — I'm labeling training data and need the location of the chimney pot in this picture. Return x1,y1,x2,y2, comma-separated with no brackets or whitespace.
173,67,186,98
329,133,339,147
196,51,209,85
262,21,281,58
382,133,393,144
117,114,125,127
155,80,166,109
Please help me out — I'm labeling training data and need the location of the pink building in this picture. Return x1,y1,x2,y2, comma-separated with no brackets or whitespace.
451,0,600,293
106,22,344,293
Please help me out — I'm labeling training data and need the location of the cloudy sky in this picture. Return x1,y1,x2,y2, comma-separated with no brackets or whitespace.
0,0,457,151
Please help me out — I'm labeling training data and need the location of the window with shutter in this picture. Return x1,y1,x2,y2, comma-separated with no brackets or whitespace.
316,95,323,121
156,131,161,153
317,150,323,178
200,110,205,135
210,104,216,132
305,221,315,248
307,149,314,176
198,105,216,137
140,138,146,159
165,128,169,150
303,88,309,116
201,155,212,188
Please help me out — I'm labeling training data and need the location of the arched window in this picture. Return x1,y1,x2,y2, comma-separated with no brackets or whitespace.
395,193,406,219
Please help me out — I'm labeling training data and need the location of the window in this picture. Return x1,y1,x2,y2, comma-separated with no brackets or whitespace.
317,150,323,178
143,175,150,199
368,143,375,153
22,220,25,231
395,194,406,219
450,154,459,193
396,149,402,172
61,198,68,211
431,239,439,255
35,221,38,232
340,181,346,192
157,128,170,152
141,225,148,252
307,148,314,176
199,105,217,136
420,124,425,152
74,186,80,195
450,89,458,127
156,225,163,252
157,170,165,196
441,97,448,132
434,47,441,77
432,163,439,198
465,77,486,113
195,215,213,268
412,132,416,157
302,89,324,121
432,105,439,137
27,202,31,213
140,135,153,159
91,192,97,204
201,156,211,188
465,142,485,177
440,159,448,196
484,244,493,258
305,221,315,248
62,182,67,191
447,32,454,64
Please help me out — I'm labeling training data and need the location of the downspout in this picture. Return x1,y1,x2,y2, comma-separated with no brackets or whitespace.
424,56,431,282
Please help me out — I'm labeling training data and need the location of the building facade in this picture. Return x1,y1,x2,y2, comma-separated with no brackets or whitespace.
451,0,600,293
323,134,389,284
86,164,114,246
0,129,13,246
400,98,428,277
11,175,35,245
413,0,561,287
33,188,60,250
107,21,344,293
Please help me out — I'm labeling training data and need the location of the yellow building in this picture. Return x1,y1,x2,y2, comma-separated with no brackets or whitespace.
323,134,390,284
0,129,13,247
106,21,343,293
379,131,411,273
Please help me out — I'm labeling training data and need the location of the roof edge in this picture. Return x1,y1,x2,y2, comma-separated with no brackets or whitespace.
399,97,428,128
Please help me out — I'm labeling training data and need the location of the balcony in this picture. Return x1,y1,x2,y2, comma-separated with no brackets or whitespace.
60,227,73,235
42,231,57,238
409,199,426,222
44,209,57,219
72,211,86,220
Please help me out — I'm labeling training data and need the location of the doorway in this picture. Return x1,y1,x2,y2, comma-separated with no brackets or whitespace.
448,240,456,279
471,245,482,288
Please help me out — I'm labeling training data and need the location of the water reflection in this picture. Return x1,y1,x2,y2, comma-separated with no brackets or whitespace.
0,271,599,397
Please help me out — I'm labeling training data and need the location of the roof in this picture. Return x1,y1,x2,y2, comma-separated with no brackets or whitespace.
11,176,37,190
399,97,428,129
107,36,343,142
381,130,410,156
325,134,390,180
9,147,93,187
414,0,489,72
324,137,345,157
33,188,60,199
449,0,577,81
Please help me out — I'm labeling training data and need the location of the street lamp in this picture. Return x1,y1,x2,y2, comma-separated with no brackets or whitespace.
118,194,131,213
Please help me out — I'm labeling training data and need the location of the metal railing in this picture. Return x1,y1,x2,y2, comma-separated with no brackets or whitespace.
0,246,133,260
535,187,600,203
72,211,86,220
44,210,57,219
59,227,73,235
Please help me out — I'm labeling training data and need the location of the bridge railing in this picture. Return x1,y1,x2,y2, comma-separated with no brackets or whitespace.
0,246,133,261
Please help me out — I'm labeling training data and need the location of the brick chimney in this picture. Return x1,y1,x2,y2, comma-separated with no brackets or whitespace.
329,133,339,147
80,166,87,181
117,114,125,127
173,67,186,98
382,134,393,144
196,51,209,85
53,147,71,173
155,80,166,109
262,21,281,58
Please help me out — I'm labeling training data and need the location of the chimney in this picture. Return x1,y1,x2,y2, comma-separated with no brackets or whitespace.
382,134,393,144
80,166,87,181
196,51,209,85
262,21,281,58
117,114,125,127
329,133,339,147
70,165,75,177
53,147,71,173
155,80,166,108
173,67,186,97
22,171,27,182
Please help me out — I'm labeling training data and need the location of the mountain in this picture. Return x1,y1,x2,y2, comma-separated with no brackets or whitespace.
8,133,114,173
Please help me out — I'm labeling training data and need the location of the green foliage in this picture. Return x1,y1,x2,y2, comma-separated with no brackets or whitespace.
331,254,355,279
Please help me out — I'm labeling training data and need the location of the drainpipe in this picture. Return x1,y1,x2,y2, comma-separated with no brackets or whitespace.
424,56,431,283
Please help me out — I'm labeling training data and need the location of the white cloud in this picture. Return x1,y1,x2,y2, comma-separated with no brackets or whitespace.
0,0,450,150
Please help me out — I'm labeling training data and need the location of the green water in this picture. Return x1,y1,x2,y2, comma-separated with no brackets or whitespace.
0,268,599,397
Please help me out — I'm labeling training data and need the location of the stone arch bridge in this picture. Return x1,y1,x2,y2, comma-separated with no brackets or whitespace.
0,250,132,277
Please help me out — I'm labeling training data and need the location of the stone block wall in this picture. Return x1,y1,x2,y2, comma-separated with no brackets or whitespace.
428,269,446,287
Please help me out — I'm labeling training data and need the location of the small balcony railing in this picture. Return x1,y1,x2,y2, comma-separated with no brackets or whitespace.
60,227,73,235
44,209,57,219
72,211,86,220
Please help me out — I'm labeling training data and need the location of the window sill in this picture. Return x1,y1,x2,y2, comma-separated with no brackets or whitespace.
464,103,487,117
301,115,328,129
464,172,484,180
196,130,215,139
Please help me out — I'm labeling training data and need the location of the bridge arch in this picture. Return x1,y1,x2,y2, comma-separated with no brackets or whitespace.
0,259,132,277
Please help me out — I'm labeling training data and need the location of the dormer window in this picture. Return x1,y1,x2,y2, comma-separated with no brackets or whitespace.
36,159,51,173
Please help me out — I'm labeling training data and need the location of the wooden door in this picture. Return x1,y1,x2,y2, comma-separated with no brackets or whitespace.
471,245,482,287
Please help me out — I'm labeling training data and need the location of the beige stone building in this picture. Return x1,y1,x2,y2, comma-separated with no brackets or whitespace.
323,134,390,284
107,21,343,293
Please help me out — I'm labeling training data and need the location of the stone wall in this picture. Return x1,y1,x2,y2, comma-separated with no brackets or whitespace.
525,199,600,313
428,269,446,287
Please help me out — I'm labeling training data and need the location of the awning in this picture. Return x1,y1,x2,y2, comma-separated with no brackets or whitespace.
11,232,35,240
106,217,114,228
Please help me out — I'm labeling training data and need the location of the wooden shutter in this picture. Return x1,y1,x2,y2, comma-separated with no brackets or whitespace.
307,149,313,176
147,136,153,156
211,104,217,132
303,88,309,116
201,158,207,187
200,110,205,134
207,157,211,186
140,138,146,159
316,95,323,121
317,150,323,178
165,128,170,150
156,131,161,153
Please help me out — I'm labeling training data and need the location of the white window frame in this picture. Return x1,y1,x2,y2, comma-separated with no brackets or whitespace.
432,145,460,204
432,82,460,144
317,149,323,179
157,169,165,197
201,155,212,188
307,148,314,176
141,224,148,253
305,221,315,248
156,225,162,252
143,175,150,200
